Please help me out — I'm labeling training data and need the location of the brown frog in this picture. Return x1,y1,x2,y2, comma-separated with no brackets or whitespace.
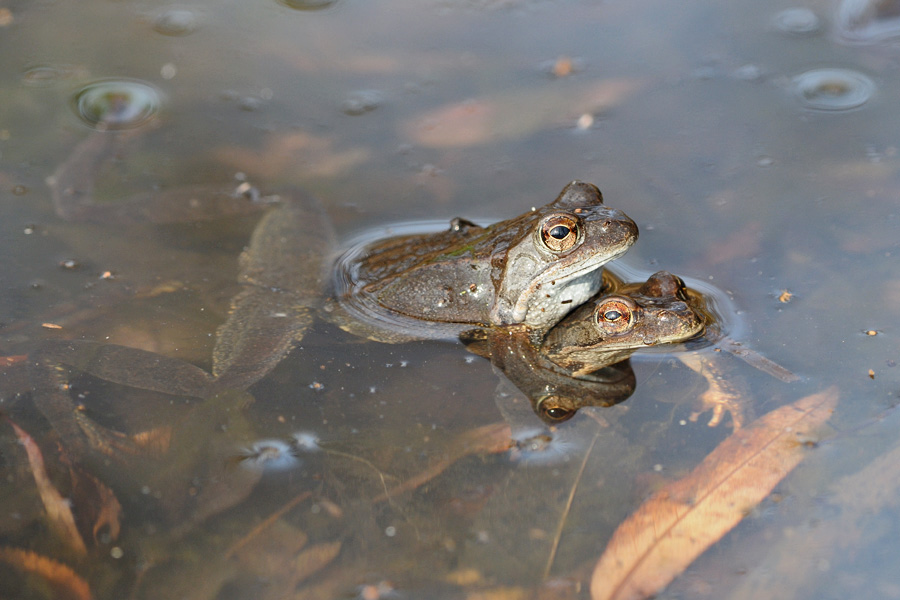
461,271,707,424
330,180,639,343
540,269,799,428
541,270,706,376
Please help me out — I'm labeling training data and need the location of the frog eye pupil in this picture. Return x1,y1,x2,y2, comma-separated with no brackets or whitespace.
595,299,633,333
544,406,572,420
549,225,570,239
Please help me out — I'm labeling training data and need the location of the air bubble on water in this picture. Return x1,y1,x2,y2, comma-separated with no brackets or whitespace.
733,64,764,82
836,0,900,43
791,68,874,111
237,439,300,471
773,8,821,35
341,90,383,116
292,431,321,452
71,79,163,130
22,64,69,87
152,8,198,36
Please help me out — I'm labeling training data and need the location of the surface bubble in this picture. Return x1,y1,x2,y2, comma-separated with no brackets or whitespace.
341,90,383,116
237,439,300,471
22,64,67,87
152,8,198,36
773,8,821,35
71,79,163,130
836,0,900,43
792,68,874,111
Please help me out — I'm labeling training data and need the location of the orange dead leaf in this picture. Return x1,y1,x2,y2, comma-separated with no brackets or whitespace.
212,131,368,179
403,78,644,149
373,422,512,503
591,387,838,600
6,419,87,556
0,354,27,366
698,222,762,267
0,546,91,600
403,99,496,148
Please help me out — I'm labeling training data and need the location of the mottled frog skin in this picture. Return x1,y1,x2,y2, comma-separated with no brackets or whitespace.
330,181,638,342
542,271,706,376
463,271,706,424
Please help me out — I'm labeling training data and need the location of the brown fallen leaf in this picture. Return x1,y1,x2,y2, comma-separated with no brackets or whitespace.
0,546,91,600
294,540,342,582
0,353,27,366
63,460,123,544
402,79,645,148
212,131,368,179
590,387,838,600
5,418,87,556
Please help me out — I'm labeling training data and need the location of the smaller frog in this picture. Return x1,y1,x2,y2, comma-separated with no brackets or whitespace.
541,271,706,376
461,271,706,424
542,270,799,428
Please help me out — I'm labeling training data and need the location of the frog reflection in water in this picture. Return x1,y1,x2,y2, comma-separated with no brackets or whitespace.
31,132,638,452
463,270,707,424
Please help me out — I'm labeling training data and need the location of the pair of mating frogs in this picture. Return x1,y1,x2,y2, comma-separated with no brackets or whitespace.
29,131,744,458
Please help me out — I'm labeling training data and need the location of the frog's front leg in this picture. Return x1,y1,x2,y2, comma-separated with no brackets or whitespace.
678,352,750,428
48,132,273,225
210,190,335,390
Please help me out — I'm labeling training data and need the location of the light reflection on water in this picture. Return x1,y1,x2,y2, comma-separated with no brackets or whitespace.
0,0,899,597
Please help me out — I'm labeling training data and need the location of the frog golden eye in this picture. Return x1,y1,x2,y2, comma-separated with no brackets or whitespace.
594,298,635,334
540,215,580,253
537,396,576,422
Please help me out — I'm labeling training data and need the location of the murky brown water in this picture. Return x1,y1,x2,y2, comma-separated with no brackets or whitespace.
1,0,900,598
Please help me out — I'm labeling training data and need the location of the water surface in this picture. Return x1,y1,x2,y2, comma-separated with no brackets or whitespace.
1,0,899,598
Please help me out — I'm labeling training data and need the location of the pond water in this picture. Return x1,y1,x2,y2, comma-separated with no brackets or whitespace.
1,0,899,598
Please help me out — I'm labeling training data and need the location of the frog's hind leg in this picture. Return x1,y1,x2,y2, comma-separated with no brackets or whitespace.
211,190,335,390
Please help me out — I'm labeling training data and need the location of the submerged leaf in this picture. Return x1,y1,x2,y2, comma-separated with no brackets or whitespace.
590,387,838,600
0,546,91,600
6,418,87,556
294,540,342,582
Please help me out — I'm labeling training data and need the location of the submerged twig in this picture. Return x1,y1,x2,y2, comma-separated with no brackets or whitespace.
544,431,600,580
224,491,312,559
